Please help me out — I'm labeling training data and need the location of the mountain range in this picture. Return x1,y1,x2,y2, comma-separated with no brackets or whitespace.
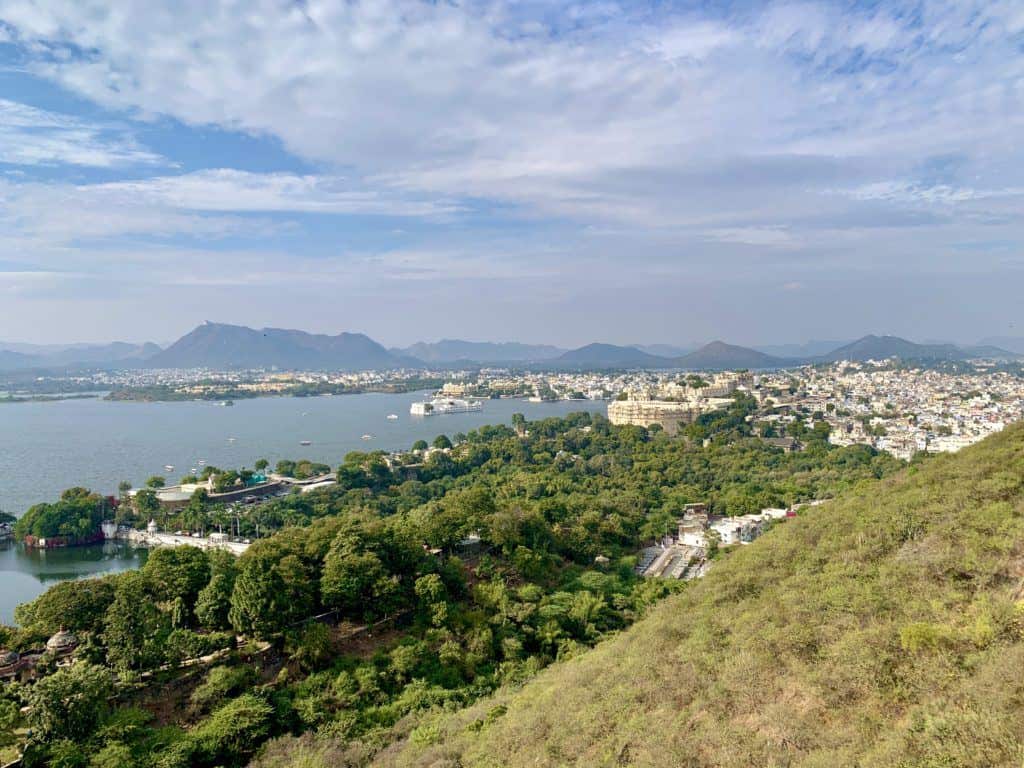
1,325,1019,372
0,341,161,371
145,322,417,370
392,339,566,364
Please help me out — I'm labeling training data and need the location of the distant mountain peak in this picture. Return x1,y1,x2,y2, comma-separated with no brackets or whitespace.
147,323,416,370
393,339,566,364
676,341,786,370
554,343,672,369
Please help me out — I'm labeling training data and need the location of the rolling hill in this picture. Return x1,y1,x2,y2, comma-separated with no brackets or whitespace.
676,340,789,370
394,340,565,364
0,341,160,371
0,350,37,371
554,343,673,369
978,336,1024,355
147,322,417,370
373,423,1024,768
631,343,695,358
756,339,851,358
821,335,970,362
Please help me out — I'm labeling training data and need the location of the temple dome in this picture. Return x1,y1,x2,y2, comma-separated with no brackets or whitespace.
46,629,79,653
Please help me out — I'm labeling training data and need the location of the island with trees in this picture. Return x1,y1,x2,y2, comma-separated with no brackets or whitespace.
13,488,111,548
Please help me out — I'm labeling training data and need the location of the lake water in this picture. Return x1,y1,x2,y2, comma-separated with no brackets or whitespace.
0,540,148,625
0,392,605,623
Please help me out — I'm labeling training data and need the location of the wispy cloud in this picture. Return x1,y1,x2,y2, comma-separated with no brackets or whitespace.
0,170,459,248
0,99,164,167
93,170,461,217
0,0,1022,343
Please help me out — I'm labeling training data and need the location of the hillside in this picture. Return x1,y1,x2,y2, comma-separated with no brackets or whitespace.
374,425,1024,768
554,343,673,368
979,336,1024,355
756,339,850,358
0,349,37,371
148,322,417,370
395,339,565,363
821,334,968,362
0,342,160,371
631,343,694,357
676,340,788,370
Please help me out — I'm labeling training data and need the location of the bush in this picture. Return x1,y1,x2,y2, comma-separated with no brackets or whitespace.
190,665,257,715
191,694,273,765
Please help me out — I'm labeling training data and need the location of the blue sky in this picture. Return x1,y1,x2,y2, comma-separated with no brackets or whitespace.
0,0,1022,347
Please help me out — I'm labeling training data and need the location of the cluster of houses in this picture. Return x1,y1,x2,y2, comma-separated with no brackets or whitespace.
636,501,825,580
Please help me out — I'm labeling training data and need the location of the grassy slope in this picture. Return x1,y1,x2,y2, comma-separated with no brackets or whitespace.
376,424,1024,768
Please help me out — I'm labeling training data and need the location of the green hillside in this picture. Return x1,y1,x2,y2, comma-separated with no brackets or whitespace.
370,424,1024,767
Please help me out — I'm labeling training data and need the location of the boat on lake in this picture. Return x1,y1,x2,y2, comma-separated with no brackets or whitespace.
361,434,373,440
386,414,398,420
300,440,312,446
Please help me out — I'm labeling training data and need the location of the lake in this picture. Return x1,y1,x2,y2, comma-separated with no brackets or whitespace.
0,392,606,623
0,540,148,625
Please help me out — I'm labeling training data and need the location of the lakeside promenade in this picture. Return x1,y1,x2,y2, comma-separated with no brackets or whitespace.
110,524,250,555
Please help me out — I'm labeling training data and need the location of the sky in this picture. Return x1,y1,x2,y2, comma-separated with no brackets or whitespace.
0,0,1022,348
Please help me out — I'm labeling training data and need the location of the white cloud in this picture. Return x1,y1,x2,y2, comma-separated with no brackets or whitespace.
0,0,1021,225
0,169,458,251
0,99,164,167
703,227,797,248
837,181,1024,205
92,169,460,216
0,0,1023,344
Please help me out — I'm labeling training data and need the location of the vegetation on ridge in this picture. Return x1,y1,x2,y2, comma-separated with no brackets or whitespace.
366,423,1024,768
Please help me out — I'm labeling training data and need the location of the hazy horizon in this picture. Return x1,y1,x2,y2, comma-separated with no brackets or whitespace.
1,1,1021,346
0,321,1018,353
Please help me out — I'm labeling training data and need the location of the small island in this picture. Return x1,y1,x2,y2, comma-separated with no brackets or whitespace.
14,488,110,548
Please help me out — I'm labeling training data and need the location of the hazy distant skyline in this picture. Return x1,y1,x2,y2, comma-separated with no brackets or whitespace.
1,1,1022,347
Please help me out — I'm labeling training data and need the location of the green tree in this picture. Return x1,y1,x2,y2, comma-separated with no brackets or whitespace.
228,553,300,639
134,489,160,519
25,662,112,742
286,622,331,672
196,572,235,631
15,576,117,635
145,476,166,489
143,546,211,608
432,434,453,450
321,529,401,620
191,694,273,765
511,413,527,435
103,573,167,673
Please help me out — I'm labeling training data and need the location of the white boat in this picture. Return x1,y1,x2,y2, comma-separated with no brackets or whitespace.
361,434,373,440
410,397,483,416
300,440,312,446
227,437,237,442
197,459,206,465
164,464,174,472
386,414,399,420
